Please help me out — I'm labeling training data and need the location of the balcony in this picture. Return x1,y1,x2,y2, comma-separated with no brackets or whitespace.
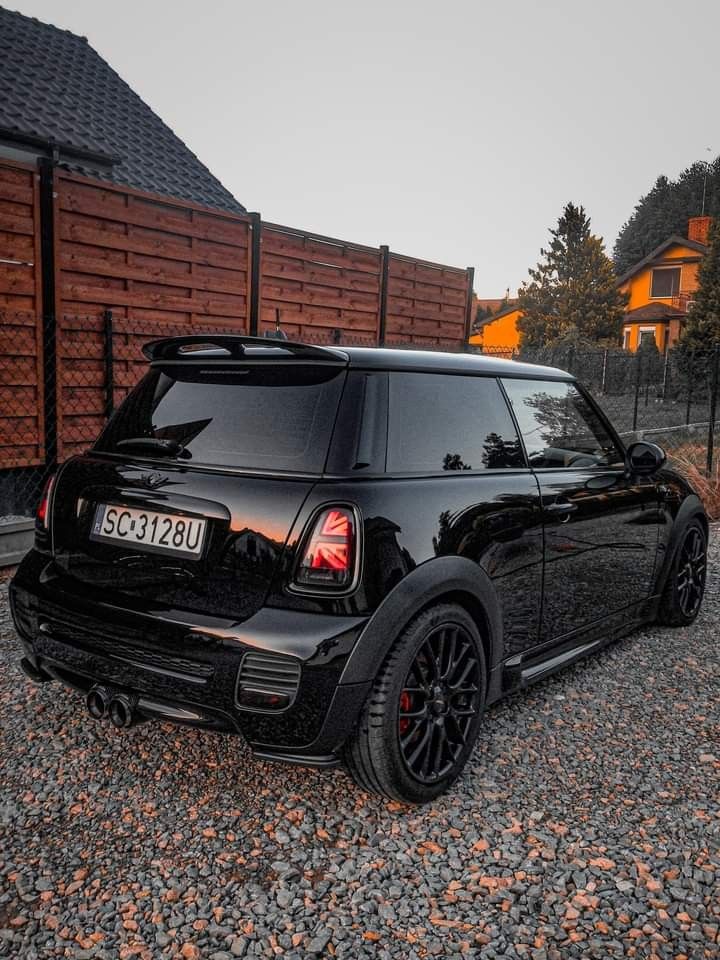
670,292,695,313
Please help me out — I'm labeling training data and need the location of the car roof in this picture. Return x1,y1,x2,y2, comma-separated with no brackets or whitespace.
142,335,572,381
341,346,572,380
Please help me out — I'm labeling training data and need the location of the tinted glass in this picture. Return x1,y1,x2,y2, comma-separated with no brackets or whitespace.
96,364,345,473
502,378,623,469
387,373,523,473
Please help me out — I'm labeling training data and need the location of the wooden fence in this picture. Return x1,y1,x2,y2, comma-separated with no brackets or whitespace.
258,223,382,344
54,173,252,459
0,162,474,473
0,160,44,468
386,254,469,348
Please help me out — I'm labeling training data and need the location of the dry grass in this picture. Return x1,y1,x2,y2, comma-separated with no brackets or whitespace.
670,443,720,520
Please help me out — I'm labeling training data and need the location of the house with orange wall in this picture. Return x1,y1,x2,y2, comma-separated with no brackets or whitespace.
468,301,521,356
616,216,710,351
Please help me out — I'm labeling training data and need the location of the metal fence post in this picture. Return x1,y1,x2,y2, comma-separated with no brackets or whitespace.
462,267,475,353
600,348,608,394
706,346,720,475
103,309,114,419
632,349,642,432
566,345,575,375
377,245,389,347
248,212,262,337
660,348,669,402
38,156,58,472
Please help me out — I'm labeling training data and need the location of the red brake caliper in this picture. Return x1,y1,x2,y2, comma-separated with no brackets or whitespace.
399,690,411,734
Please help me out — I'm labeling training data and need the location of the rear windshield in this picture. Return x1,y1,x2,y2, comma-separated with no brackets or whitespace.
95,364,346,474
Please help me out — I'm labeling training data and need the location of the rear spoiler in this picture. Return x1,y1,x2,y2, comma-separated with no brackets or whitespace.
142,335,349,364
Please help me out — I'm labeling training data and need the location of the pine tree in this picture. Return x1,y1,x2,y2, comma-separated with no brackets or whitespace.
614,157,720,274
679,217,720,353
517,203,626,349
472,303,492,332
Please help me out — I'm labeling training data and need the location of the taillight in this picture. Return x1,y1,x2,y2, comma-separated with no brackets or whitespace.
36,474,55,529
292,506,358,591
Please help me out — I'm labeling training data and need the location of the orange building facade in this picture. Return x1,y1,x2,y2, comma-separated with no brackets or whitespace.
468,302,521,356
617,216,710,351
468,217,711,354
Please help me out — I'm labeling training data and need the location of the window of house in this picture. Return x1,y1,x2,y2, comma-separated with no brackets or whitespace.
638,328,656,348
501,379,624,469
387,374,524,473
622,328,631,350
650,266,681,298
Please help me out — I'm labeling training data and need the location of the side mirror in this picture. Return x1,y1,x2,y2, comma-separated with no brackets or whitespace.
626,440,666,475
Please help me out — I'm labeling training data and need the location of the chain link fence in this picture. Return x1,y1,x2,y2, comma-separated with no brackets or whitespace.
477,342,720,472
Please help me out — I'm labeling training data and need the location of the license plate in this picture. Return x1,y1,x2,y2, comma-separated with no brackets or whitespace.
90,503,207,558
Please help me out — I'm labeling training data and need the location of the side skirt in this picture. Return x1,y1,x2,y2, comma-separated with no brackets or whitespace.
498,601,654,697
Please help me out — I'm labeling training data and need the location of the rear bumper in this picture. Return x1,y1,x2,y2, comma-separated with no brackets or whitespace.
10,551,370,763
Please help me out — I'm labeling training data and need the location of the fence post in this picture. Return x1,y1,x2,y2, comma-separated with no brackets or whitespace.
462,266,475,353
377,245,389,347
103,309,114,419
566,344,575,375
600,348,608,394
38,157,58,472
632,349,642,432
660,348,670,402
248,212,262,337
706,346,720,475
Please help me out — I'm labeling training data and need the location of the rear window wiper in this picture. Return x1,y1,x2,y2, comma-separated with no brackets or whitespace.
116,437,191,459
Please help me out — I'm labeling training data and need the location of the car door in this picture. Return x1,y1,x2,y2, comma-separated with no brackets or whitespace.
501,377,661,644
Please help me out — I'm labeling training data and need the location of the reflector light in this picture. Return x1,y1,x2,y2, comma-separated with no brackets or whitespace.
293,506,357,590
36,474,55,529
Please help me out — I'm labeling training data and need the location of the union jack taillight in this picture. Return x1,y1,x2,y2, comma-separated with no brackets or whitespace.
292,506,358,591
36,474,55,529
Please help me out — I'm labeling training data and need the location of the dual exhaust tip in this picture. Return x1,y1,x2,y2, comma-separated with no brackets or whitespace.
86,685,143,728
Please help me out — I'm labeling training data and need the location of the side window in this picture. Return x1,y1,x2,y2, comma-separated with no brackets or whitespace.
501,379,624,469
387,374,524,474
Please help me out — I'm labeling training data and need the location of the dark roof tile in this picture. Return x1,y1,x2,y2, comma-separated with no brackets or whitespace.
0,6,245,213
624,303,685,323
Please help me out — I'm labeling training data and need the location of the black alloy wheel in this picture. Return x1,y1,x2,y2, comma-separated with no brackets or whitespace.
397,623,482,784
676,525,706,619
345,603,487,803
657,520,707,626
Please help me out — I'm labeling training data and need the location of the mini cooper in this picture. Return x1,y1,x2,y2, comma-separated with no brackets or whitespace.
10,336,708,802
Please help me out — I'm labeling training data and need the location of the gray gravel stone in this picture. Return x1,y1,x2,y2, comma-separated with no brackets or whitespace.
1,533,719,958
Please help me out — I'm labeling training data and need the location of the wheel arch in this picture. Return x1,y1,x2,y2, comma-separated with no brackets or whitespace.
654,494,708,598
339,556,503,686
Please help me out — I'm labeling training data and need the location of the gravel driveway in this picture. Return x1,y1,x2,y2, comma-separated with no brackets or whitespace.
1,539,719,960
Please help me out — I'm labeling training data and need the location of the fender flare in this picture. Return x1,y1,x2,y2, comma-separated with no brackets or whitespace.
653,493,707,597
339,555,504,685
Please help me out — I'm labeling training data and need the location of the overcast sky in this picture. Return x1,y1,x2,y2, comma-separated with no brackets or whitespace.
10,0,720,295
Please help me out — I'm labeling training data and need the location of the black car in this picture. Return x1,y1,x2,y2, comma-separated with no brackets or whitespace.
10,336,708,802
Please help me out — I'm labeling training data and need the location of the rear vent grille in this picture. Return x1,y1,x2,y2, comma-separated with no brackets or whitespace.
235,651,301,712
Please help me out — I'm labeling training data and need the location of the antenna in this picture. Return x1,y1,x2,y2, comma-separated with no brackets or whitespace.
701,147,713,216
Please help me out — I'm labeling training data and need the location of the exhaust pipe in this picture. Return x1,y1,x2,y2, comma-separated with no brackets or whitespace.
107,692,142,729
86,684,112,720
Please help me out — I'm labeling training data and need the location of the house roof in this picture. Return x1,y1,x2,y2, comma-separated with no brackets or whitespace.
623,302,685,324
476,300,520,328
476,297,506,313
616,235,706,285
0,6,245,213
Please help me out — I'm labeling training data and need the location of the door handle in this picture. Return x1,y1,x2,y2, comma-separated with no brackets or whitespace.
545,501,577,523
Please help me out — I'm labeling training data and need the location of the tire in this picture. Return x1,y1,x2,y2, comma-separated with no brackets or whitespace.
656,520,707,627
344,603,487,803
